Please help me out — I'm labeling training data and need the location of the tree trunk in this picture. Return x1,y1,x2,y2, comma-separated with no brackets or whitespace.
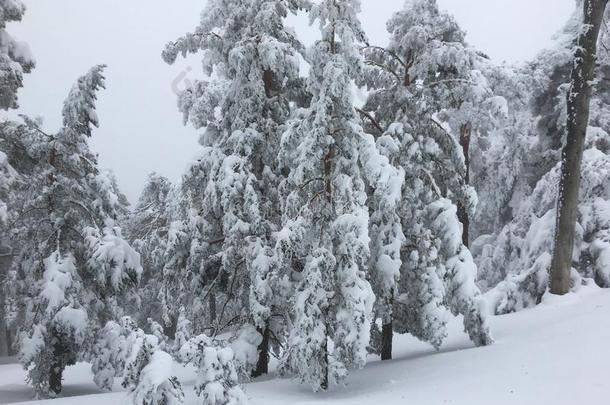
321,332,329,391
381,320,393,361
251,324,270,378
0,243,9,357
49,360,64,396
209,292,217,324
550,0,608,295
0,301,8,357
49,335,66,396
457,123,471,248
263,69,273,99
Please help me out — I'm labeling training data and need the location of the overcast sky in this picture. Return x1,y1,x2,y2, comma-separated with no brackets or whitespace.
4,0,575,203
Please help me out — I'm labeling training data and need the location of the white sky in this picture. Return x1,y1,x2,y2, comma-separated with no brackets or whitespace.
5,0,575,203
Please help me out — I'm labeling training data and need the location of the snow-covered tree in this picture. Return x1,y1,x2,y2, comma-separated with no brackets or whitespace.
0,146,15,356
179,334,247,405
361,0,503,246
470,13,579,289
276,0,405,390
0,0,34,110
148,317,168,350
10,66,141,396
171,307,192,358
360,0,493,357
162,0,308,375
0,148,15,225
478,2,610,311
125,174,179,328
469,63,538,246
0,0,35,354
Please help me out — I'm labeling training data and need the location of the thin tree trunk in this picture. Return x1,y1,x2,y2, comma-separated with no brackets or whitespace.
0,243,9,357
209,291,217,324
550,0,608,295
263,69,273,99
251,324,270,378
49,332,66,396
165,314,178,340
381,320,393,361
49,361,64,396
0,298,7,357
457,123,472,248
321,331,329,391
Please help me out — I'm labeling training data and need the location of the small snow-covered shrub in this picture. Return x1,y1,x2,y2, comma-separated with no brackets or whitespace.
120,319,184,405
180,334,247,405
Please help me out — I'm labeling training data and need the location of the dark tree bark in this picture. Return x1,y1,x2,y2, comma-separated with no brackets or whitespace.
49,361,64,396
457,123,472,248
209,291,217,324
263,69,273,99
0,244,10,357
321,326,329,391
251,324,270,378
49,333,66,396
0,298,7,357
381,320,393,361
550,0,609,295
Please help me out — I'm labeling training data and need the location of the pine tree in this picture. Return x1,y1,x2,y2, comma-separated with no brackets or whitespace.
125,174,177,328
0,148,15,225
0,0,35,110
276,0,405,390
0,0,35,355
11,66,141,396
171,307,192,359
469,63,537,251
0,146,14,356
162,0,308,374
360,0,493,357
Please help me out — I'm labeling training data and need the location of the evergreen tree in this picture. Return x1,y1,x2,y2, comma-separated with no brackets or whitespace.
11,66,141,396
360,0,493,357
469,63,537,249
276,0,402,390
162,0,308,374
0,0,35,355
0,147,15,225
126,174,176,328
0,0,35,110
171,306,192,359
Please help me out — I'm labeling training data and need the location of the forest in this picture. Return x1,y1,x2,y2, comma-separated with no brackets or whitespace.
1,0,610,404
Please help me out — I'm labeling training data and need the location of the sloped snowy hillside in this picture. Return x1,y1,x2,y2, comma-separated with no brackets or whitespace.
1,284,609,405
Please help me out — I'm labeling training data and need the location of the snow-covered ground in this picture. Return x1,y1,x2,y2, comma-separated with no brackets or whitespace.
2,284,609,405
